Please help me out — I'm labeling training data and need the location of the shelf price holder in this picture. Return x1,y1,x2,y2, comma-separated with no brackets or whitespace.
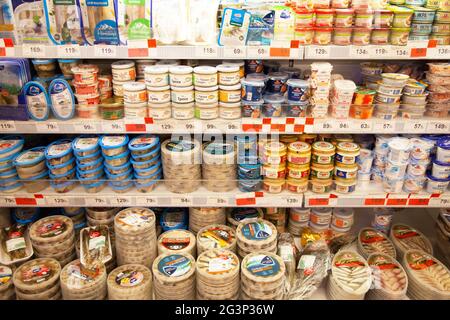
0,121,16,132
22,44,47,58
127,39,156,58
57,45,82,58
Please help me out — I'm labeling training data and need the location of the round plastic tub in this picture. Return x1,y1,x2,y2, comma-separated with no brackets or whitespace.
313,27,333,45
103,150,130,167
13,147,46,179
216,64,240,86
77,165,104,179
194,86,219,104
111,61,136,81
335,142,360,165
432,158,450,179
148,102,171,120
287,142,311,164
376,92,401,104
262,94,284,117
373,10,394,27
391,7,414,28
172,102,194,120
193,66,217,87
219,84,241,103
310,178,332,193
144,65,169,87
241,79,265,101
403,174,426,193
333,27,352,45
128,135,160,158
0,136,24,160
99,135,129,157
286,177,308,193
23,171,50,193
219,101,241,119
169,66,193,87
104,161,131,176
399,104,426,119
310,163,334,179
263,178,285,194
334,177,357,193
171,86,194,104
381,73,409,86
72,65,99,86
47,157,76,176
312,141,335,164
76,149,102,166
426,172,450,194
32,59,57,78
295,9,314,27
437,139,450,163
374,103,399,119
45,139,73,166
131,156,161,171
382,176,404,193
195,102,219,120
295,27,314,44
334,9,354,27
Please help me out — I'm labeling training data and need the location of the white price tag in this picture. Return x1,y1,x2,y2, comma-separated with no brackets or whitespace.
225,121,240,132
57,45,82,58
172,197,192,206
404,121,427,133
46,196,70,206
223,46,246,58
390,46,409,58
183,121,201,132
204,122,218,130
0,121,16,132
429,121,449,133
36,122,60,133
369,46,390,58
350,46,370,59
247,46,270,59
374,120,395,133
195,46,218,58
74,123,97,132
101,121,125,133
351,119,373,132
335,120,351,131
114,197,132,206
429,46,450,59
85,197,109,206
0,197,15,206
22,44,47,57
313,119,334,132
307,46,330,59
136,196,158,206
283,196,301,206
94,46,117,57
206,197,228,206
159,122,174,132
429,197,450,207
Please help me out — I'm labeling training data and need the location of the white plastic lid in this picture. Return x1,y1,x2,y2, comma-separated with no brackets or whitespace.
193,66,217,74
144,65,169,74
334,79,357,91
195,85,218,92
169,65,193,74
388,137,412,152
172,85,194,91
123,82,146,91
219,84,241,90
216,64,240,73
147,85,171,91
112,60,135,69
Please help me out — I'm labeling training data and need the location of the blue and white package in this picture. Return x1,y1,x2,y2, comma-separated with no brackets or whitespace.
160,208,188,231
23,81,50,121
11,0,50,44
246,9,274,46
48,79,75,120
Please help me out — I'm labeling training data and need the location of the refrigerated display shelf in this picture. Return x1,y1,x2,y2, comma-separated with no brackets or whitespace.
1,117,448,134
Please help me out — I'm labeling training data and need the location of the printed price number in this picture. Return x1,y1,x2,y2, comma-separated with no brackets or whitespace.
372,47,389,56
95,46,117,57
185,123,195,130
395,49,408,57
74,123,97,132
430,121,449,132
206,123,217,130
136,197,157,205
312,46,330,58
438,47,450,56
160,123,173,131
315,120,334,131
224,46,246,58
285,197,300,205
336,120,351,130
374,120,395,133
247,46,270,58
0,121,16,132
404,121,427,132
351,47,369,58
207,197,228,206
0,197,15,206
86,197,107,206
57,45,81,57
227,123,238,131
115,197,131,205
357,120,372,131
47,197,69,206
23,45,46,57
101,121,125,132
196,46,218,58
36,122,60,132
173,197,192,206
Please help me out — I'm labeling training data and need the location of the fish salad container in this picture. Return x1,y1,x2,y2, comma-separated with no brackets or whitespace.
336,142,360,165
45,139,73,166
216,64,240,86
23,171,50,193
116,0,151,44
388,137,413,163
99,135,130,156
390,6,414,28
0,136,24,160
47,157,76,176
262,94,285,117
403,81,427,95
242,100,263,118
13,147,47,179
407,158,429,176
76,170,104,185
437,139,450,163
411,22,433,34
79,0,119,45
147,86,171,104
407,6,436,23
49,79,75,120
135,167,161,186
135,178,159,193
171,86,194,104
110,181,134,193
334,177,357,193
432,158,450,179
71,65,99,86
169,66,193,87
241,79,265,101
334,163,358,179
76,149,102,167
104,160,131,175
376,92,402,104
77,164,104,179
82,180,106,194
103,150,130,167
381,73,409,86
134,162,161,178
131,155,161,170
402,93,428,104
286,79,309,102
194,86,219,104
426,172,450,193
403,174,426,193
31,59,57,78
128,135,160,157
72,136,100,158
76,156,103,172
377,82,404,95
23,81,50,121
193,66,218,87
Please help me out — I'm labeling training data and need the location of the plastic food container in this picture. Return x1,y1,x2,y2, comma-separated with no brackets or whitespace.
437,139,450,163
100,101,124,120
146,85,170,103
72,65,99,86
335,142,360,165
334,177,357,193
193,66,218,87
295,9,314,27
402,93,428,105
169,66,193,87
262,163,286,179
295,27,314,44
286,79,309,102
313,27,333,45
128,135,159,158
262,94,284,117
263,178,285,194
58,59,81,77
388,137,412,163
333,28,352,45
411,23,433,34
13,147,46,179
111,61,136,81
311,163,334,179
241,79,265,102
172,102,195,120
370,28,390,44
242,100,263,118
99,135,129,157
426,172,450,193
110,181,133,194
404,81,427,95
219,84,241,103
216,64,240,86
47,157,76,176
287,163,310,179
315,9,335,27
355,9,374,28
381,73,409,86
44,139,73,166
32,59,57,78
144,66,169,87
334,9,354,27
310,208,332,225
310,178,333,193
171,86,194,104
403,174,426,193
195,102,219,120
374,103,399,119
123,82,147,104
373,10,394,27
391,7,414,27
312,141,336,164
390,28,411,45
334,163,358,179
385,160,408,179
148,102,171,120
408,6,436,23
0,136,24,161
219,102,241,119
432,158,450,179
287,142,311,165
73,82,98,95
195,86,218,104
286,177,308,193
23,171,50,193
383,176,404,193
377,82,404,96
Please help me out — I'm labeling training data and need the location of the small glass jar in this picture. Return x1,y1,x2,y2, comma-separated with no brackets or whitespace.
144,65,169,87
172,102,195,120
123,82,147,104
195,102,219,120
148,102,171,120
193,66,218,87
147,85,171,103
219,84,241,103
194,86,218,104
171,86,194,103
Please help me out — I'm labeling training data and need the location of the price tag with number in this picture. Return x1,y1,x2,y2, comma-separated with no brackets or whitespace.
74,123,97,132
136,196,158,206
172,197,193,206
115,197,132,206
404,121,427,133
223,46,246,58
183,121,201,132
94,46,117,57
86,197,109,206
226,121,240,132
429,121,449,133
247,46,270,59
283,196,301,206
206,197,228,206
159,122,174,132
369,46,390,58
307,46,330,59
336,120,351,131
350,46,370,58
36,122,60,133
57,45,82,58
0,197,15,206
351,119,373,132
0,121,16,132
374,120,395,133
429,197,450,207
390,46,409,58
429,46,450,59
23,44,47,57
101,121,125,133
314,119,334,132
195,46,218,58
46,196,70,206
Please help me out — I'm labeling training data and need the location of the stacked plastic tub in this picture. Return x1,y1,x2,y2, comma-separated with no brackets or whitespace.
236,135,261,192
309,62,333,118
73,136,105,193
428,137,450,193
13,147,49,194
202,141,236,192
45,139,77,193
0,136,24,193
426,63,450,117
128,135,162,193
71,64,101,118
330,80,357,119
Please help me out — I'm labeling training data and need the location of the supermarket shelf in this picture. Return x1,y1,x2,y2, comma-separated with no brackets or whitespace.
1,117,449,134
1,39,449,60
304,182,450,208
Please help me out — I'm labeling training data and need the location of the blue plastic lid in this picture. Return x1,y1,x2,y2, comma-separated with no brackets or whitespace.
0,168,17,178
0,151,21,168
421,134,445,142
13,146,46,167
58,59,80,63
99,135,129,150
130,155,161,167
426,171,450,182
45,139,73,160
105,167,133,179
32,59,56,64
103,150,130,161
25,170,49,181
49,167,75,179
109,181,133,190
134,178,160,188
268,72,289,80
239,163,261,170
76,171,104,181
47,157,75,170
74,221,87,230
72,136,100,154
437,138,450,151
13,208,40,224
135,167,162,180
131,146,161,161
82,180,105,189
104,160,131,171
76,149,101,161
0,135,24,157
128,135,160,152
76,155,103,169
0,162,14,171
160,208,188,231
76,164,104,176
0,175,19,186
432,157,450,167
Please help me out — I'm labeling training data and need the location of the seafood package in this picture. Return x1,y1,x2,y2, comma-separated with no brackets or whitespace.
328,251,372,300
152,0,189,45
44,0,84,45
78,0,119,45
11,0,50,44
79,225,112,266
0,224,33,265
23,81,50,121
389,224,433,259
403,250,450,300
0,0,16,43
367,253,408,300
115,0,151,44
357,228,396,259
218,7,251,46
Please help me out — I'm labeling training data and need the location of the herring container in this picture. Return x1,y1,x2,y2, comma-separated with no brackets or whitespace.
131,156,161,170
23,170,50,193
382,176,404,193
335,142,360,165
388,137,412,163
377,82,403,95
76,156,103,172
99,135,129,156
72,136,100,158
426,171,450,194
81,180,106,194
262,94,284,117
76,165,104,180
134,163,161,178
403,81,427,95
286,79,309,102
432,158,450,179
46,157,76,176
104,161,131,176
110,181,134,194
381,73,409,86
103,150,130,167
242,100,263,118
13,147,47,179
45,139,73,166
402,93,428,104
436,139,450,163
128,135,160,158
241,79,265,101
376,92,401,104
76,149,102,166
0,136,24,160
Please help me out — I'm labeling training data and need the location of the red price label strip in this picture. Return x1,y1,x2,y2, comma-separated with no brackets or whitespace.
0,48,5,57
408,198,429,206
144,117,154,124
364,198,386,206
128,48,148,57
15,198,37,205
270,124,286,132
270,48,290,57
294,125,304,133
386,198,408,206
148,39,157,48
309,198,329,206
290,40,299,48
428,40,438,48
125,124,146,132
242,124,262,132
236,197,256,206
411,48,427,58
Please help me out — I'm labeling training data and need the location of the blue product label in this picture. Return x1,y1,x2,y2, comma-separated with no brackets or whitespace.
165,141,195,152
157,254,191,277
267,79,286,94
241,222,272,240
94,20,119,45
242,85,263,102
288,86,308,101
262,103,282,117
245,255,280,277
161,210,187,230
86,0,108,6
229,9,246,27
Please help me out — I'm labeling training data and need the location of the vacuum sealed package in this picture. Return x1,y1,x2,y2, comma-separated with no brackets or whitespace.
277,233,298,297
79,225,112,266
218,7,251,46
0,223,33,265
48,78,75,120
23,81,50,121
0,0,16,43
115,0,151,44
152,0,189,44
185,0,220,45
43,0,85,45
246,9,274,46
11,0,50,44
287,240,331,300
273,5,294,42
77,0,119,45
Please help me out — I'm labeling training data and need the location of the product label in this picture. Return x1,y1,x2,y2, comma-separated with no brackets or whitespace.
200,227,234,248
37,219,66,237
101,136,126,147
165,141,195,152
207,253,237,274
241,222,272,241
245,255,280,277
74,138,98,151
14,150,44,164
118,212,152,227
334,253,365,268
297,255,316,275
161,236,190,250
130,136,157,149
67,263,96,285
392,225,420,239
21,264,52,284
369,255,400,270
407,252,437,270
94,19,119,45
161,210,186,228
25,83,48,120
0,139,21,153
0,266,12,286
158,254,192,277
6,237,26,252
47,142,71,157
88,232,106,251
115,270,144,287
49,82,74,119
360,229,386,243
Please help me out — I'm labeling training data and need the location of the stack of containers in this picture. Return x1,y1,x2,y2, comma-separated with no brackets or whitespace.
217,64,242,119
71,64,101,118
309,62,333,118
196,224,237,254
331,208,354,237
360,62,384,90
194,66,219,120
111,60,136,99
128,135,162,193
240,75,265,118
145,65,171,120
99,135,131,194
409,2,436,41
188,208,226,234
426,63,450,118
430,3,450,45
236,219,278,259
107,264,153,300
356,147,374,187
261,141,287,194
350,87,376,119
45,139,76,194
13,147,48,194
0,265,15,300
427,137,450,194
73,136,105,194
287,208,310,236
261,71,288,118
330,80,357,119
286,141,311,194
383,137,413,193
123,82,148,119
333,142,360,194
375,73,409,120
264,208,287,233
0,136,24,194
285,79,309,117
202,142,237,192
157,229,197,256
309,207,332,239
170,65,195,118
236,135,261,192
371,135,391,183
310,141,335,193
404,137,433,193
